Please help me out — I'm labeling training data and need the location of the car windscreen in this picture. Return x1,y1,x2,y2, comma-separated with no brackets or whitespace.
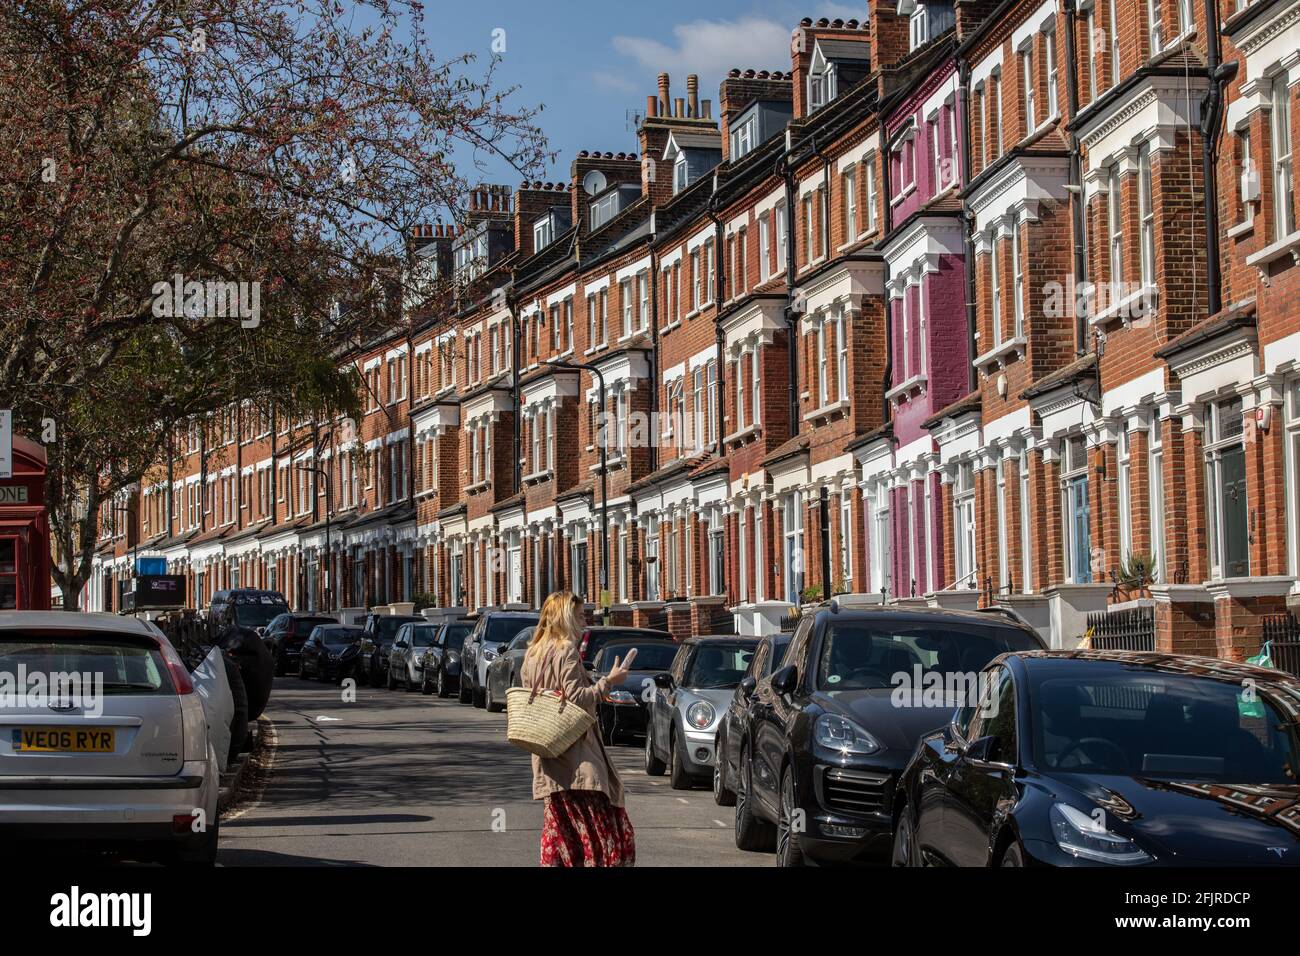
318,630,359,648
374,617,418,644
597,642,677,674
1029,669,1300,784
683,643,756,689
583,629,670,662
815,623,1041,692
441,625,472,649
410,626,437,647
234,602,289,628
0,634,170,695
294,617,337,633
487,617,538,644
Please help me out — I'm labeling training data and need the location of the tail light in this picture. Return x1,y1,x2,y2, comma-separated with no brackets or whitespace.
579,630,591,658
154,636,195,695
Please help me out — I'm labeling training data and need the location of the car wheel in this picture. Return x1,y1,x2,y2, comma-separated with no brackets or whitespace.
386,667,398,691
421,671,433,695
644,725,666,776
472,674,486,708
406,668,419,692
437,670,451,699
274,653,286,677
713,737,736,807
733,745,776,852
1000,842,1025,867
457,673,472,704
892,806,919,867
775,766,806,867
167,818,219,867
668,727,693,790
486,678,505,713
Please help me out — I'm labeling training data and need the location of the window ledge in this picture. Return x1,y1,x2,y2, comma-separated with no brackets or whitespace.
465,479,490,496
660,320,682,335
724,423,761,446
973,335,1027,372
522,469,554,486
803,397,851,425
1244,229,1300,276
886,373,928,404
891,183,916,206
1090,284,1159,328
1226,218,1254,240
590,455,627,472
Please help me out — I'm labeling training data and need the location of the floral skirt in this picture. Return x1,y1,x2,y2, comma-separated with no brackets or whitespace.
540,790,636,867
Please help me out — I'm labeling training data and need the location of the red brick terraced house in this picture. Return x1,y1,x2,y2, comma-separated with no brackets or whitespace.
85,2,1299,657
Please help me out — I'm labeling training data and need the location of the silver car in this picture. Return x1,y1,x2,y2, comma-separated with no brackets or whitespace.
644,636,759,791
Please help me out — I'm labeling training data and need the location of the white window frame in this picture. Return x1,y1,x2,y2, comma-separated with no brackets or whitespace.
1272,75,1295,239
1139,146,1156,289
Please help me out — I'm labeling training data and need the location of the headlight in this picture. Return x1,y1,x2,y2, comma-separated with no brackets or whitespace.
482,648,498,661
1050,803,1151,865
686,701,716,730
813,713,880,755
604,690,637,705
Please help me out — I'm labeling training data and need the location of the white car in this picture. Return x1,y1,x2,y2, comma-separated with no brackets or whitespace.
0,612,221,865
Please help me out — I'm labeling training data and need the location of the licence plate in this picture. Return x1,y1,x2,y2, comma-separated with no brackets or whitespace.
12,727,116,753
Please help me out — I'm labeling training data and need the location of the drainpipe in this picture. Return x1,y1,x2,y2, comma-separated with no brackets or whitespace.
507,287,521,492
1063,0,1089,355
648,222,660,475
776,143,802,439
707,183,728,455
959,55,978,396
880,126,895,429
1200,0,1235,318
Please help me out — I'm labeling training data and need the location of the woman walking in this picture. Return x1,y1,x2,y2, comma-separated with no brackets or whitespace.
520,590,636,867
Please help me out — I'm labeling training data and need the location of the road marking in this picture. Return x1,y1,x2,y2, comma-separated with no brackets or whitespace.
313,716,342,722
714,819,727,828
676,798,689,804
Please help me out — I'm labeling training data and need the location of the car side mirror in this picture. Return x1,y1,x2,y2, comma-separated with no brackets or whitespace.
771,665,798,696
583,660,595,670
739,676,757,699
497,643,509,654
653,672,674,690
943,725,967,755
964,735,996,763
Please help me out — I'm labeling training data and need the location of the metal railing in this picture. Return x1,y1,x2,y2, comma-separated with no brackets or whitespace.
1262,612,1300,678
1085,605,1156,652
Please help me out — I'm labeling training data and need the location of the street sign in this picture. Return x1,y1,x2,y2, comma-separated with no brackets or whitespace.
0,410,11,479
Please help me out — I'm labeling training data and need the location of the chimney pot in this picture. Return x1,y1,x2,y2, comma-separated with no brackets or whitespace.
687,74,699,118
646,94,658,118
658,72,671,115
701,99,712,119
674,97,685,118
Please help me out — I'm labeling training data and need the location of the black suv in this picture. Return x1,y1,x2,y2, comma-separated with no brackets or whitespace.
734,604,1046,866
207,589,289,637
263,612,340,675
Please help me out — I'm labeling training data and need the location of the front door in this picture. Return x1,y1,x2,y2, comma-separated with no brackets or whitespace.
1220,446,1250,577
0,537,18,609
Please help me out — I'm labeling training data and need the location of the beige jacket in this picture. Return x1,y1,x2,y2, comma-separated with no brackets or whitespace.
519,640,625,807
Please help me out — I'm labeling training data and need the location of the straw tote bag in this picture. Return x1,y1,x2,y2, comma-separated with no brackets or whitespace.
506,650,595,759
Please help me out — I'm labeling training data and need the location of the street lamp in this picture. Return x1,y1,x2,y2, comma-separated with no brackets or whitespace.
296,463,334,612
543,358,610,625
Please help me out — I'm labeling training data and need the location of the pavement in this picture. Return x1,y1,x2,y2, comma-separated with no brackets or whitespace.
218,673,770,867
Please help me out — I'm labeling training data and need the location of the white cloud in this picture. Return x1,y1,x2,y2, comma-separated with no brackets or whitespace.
591,70,639,94
612,17,794,82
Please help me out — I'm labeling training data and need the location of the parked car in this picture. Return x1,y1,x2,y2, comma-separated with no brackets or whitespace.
207,588,289,637
299,625,363,683
644,636,758,790
579,626,673,667
714,631,793,806
735,605,1046,866
460,611,539,708
388,621,439,691
354,613,423,686
420,620,475,697
0,612,221,865
263,612,338,675
591,638,679,746
892,649,1300,868
484,628,535,713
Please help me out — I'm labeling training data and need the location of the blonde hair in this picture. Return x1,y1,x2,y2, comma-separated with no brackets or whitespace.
524,590,583,664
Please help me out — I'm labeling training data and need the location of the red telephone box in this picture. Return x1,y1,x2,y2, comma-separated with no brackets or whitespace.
0,435,51,611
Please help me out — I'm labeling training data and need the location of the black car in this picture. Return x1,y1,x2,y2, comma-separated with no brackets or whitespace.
484,627,535,713
578,626,673,668
892,650,1300,868
299,625,364,683
420,620,475,697
714,632,793,806
461,611,539,708
207,588,289,637
264,612,339,675
591,638,679,746
355,613,423,686
735,605,1046,866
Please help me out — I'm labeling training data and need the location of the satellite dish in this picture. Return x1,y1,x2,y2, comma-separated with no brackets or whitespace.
582,170,607,196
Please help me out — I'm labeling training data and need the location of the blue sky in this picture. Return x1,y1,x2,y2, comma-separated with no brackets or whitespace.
416,0,867,187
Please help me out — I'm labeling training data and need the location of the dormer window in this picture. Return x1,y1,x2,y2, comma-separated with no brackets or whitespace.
909,7,929,48
533,217,553,252
731,115,756,160
807,45,838,113
673,156,689,194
